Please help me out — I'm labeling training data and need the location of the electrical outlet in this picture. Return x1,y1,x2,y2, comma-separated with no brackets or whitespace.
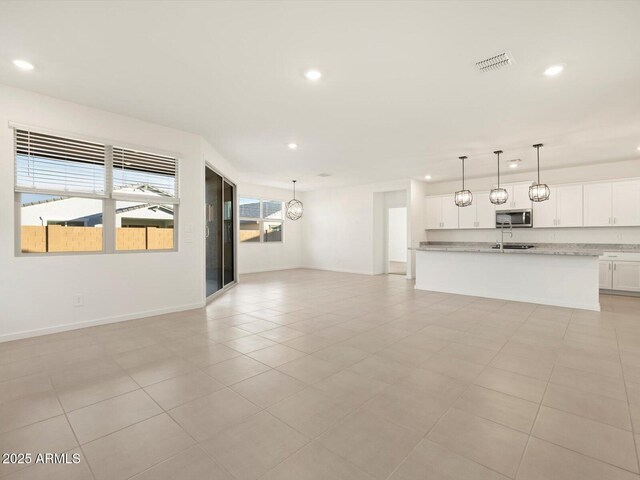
73,294,84,307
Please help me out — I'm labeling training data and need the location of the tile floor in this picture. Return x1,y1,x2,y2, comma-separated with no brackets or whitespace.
1,269,640,479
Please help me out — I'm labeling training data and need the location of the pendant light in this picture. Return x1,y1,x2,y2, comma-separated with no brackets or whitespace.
489,150,509,205
529,143,550,202
454,156,473,207
286,180,303,220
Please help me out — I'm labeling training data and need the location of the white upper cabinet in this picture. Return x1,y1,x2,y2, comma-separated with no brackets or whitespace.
584,182,613,227
476,192,496,228
459,192,495,229
441,195,460,229
458,198,477,229
425,196,442,230
612,180,640,226
495,182,533,211
556,184,583,227
512,183,533,210
533,194,556,228
425,195,458,229
535,184,583,228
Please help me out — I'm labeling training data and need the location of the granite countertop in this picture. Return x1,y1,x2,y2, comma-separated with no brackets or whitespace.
414,242,640,257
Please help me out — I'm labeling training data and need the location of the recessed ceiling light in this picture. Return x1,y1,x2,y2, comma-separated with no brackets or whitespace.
13,59,34,71
508,159,521,169
424,175,432,180
509,163,519,169
637,146,640,151
287,143,298,150
304,69,322,81
544,65,564,76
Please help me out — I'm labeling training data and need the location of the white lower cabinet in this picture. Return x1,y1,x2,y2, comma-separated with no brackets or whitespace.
612,261,640,292
599,254,640,292
599,261,613,289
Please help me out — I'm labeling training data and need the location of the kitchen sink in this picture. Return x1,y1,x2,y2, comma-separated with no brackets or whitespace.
492,244,535,250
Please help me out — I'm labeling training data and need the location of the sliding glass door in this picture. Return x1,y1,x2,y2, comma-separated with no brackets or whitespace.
205,166,236,298
223,180,235,286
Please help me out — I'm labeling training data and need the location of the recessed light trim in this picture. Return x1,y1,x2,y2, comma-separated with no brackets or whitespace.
287,143,298,150
13,59,34,71
544,65,564,76
304,69,322,81
424,175,432,180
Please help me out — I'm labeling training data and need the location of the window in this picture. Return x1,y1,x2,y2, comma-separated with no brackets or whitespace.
239,197,284,243
14,128,179,254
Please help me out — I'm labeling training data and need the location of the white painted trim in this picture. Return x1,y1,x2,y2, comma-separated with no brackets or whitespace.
240,265,303,274
0,302,205,343
303,266,375,275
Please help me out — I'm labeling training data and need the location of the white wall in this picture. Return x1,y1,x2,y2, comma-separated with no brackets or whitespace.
0,84,237,341
408,179,429,278
388,208,407,262
421,159,640,245
303,180,409,275
237,182,303,274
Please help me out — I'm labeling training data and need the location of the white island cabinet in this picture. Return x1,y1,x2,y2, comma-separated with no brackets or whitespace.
415,248,601,311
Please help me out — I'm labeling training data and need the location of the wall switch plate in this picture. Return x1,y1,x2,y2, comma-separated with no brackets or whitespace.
72,294,84,307
185,223,193,233
185,232,194,243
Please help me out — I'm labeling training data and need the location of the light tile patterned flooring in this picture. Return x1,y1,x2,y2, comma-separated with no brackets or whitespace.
1,269,640,479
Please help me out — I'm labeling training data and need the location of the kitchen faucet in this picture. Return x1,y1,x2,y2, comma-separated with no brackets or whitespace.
496,215,513,252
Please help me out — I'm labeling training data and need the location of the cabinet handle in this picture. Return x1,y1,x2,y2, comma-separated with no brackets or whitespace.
614,217,617,224
614,263,617,271
609,263,612,271
557,219,560,226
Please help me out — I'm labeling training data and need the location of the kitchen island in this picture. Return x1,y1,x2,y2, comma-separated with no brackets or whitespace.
415,243,602,311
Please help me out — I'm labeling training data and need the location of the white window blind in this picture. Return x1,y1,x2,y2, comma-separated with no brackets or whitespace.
112,146,178,202
14,129,106,196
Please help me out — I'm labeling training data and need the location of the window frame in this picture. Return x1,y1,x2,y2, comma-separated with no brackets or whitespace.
239,197,285,243
12,124,180,256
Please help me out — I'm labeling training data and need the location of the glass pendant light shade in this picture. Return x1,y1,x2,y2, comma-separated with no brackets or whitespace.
455,189,473,207
529,183,551,202
454,156,473,207
529,143,550,202
490,150,509,205
286,180,303,220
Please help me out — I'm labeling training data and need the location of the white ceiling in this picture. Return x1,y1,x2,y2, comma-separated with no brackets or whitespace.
1,0,639,190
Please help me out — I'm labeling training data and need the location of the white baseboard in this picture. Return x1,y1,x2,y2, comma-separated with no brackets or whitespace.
303,265,375,276
239,265,303,274
0,302,205,343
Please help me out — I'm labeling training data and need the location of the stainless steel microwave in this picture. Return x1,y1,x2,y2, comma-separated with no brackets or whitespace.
496,209,533,228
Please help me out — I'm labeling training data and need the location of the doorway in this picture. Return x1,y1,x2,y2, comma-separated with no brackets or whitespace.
388,207,407,275
205,165,236,298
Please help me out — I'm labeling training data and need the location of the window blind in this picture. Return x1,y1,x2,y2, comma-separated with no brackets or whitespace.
14,129,106,196
112,146,178,200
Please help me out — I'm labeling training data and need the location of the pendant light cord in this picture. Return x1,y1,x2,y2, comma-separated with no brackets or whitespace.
533,143,543,184
292,180,297,200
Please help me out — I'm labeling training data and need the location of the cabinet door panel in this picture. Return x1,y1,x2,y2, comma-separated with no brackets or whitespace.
458,201,477,229
557,185,583,227
599,261,612,289
612,181,640,226
533,196,556,228
425,197,442,230
583,183,612,226
441,195,459,229
475,192,495,228
512,183,533,210
495,185,513,211
613,261,640,292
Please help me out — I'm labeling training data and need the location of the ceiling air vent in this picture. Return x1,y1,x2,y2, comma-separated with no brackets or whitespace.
475,52,513,72
317,173,331,177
